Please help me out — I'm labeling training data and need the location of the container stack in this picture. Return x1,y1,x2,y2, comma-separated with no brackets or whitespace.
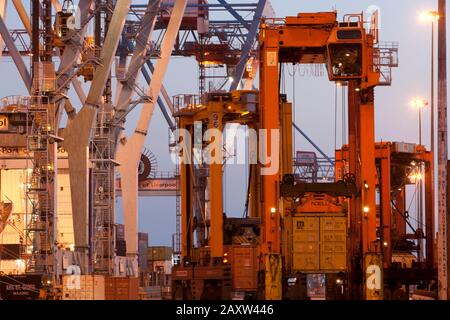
61,275,106,300
138,233,149,273
116,224,126,257
105,277,140,300
138,232,149,286
146,246,173,299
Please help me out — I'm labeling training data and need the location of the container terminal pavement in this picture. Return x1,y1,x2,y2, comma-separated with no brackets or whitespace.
0,0,449,304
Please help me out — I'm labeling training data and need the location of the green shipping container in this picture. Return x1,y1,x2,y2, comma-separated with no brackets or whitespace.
147,246,172,261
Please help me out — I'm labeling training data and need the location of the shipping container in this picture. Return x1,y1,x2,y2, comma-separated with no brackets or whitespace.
231,245,258,291
138,232,148,243
320,217,346,271
292,217,320,271
289,215,347,272
116,224,125,241
147,246,172,261
105,277,139,300
148,271,171,286
61,275,105,300
116,239,126,257
138,235,148,272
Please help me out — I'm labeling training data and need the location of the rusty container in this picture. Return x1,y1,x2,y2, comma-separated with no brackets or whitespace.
104,277,139,300
231,245,258,292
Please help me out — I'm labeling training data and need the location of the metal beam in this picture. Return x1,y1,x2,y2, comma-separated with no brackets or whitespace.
145,59,175,116
230,0,266,90
140,61,176,131
0,0,6,57
55,0,93,120
133,3,258,8
0,15,32,92
61,0,132,258
292,122,334,165
116,0,187,261
11,0,31,35
114,0,161,140
217,0,250,29
437,0,448,300
11,0,91,107
126,40,176,131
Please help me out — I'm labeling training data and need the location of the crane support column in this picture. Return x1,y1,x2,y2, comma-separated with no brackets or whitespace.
259,27,282,300
360,90,383,300
61,0,132,273
116,0,187,272
380,145,392,268
179,120,193,259
207,102,224,260
359,90,377,254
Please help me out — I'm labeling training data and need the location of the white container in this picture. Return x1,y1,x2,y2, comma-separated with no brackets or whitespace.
61,275,105,300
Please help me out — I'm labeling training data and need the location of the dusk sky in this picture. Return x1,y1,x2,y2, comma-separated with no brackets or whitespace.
0,0,448,246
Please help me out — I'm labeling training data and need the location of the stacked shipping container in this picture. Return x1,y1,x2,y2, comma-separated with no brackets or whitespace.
61,275,105,300
116,224,126,257
105,277,139,300
61,275,139,300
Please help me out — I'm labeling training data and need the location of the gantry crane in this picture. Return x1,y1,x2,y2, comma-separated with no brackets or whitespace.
171,90,261,300
259,11,398,300
336,142,436,299
170,10,399,300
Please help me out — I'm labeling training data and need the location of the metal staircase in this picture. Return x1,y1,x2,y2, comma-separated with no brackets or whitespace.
24,96,56,277
90,111,116,274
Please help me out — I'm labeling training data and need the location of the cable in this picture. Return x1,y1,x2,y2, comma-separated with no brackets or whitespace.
243,164,253,219
291,64,297,154
334,83,338,152
391,199,417,234
342,85,346,145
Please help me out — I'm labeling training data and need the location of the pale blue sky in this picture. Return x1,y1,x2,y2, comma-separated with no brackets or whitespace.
0,0,447,245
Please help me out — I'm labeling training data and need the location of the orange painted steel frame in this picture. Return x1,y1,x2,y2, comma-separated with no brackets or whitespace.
178,93,258,263
178,103,224,261
259,12,381,299
336,143,434,269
